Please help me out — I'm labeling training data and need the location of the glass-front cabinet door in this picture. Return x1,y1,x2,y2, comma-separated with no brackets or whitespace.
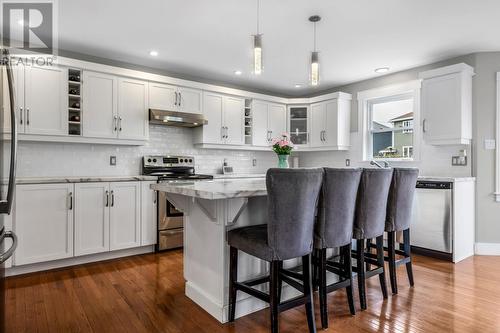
288,105,309,146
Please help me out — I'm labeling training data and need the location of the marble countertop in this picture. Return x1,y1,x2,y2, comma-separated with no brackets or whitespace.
151,178,267,200
210,173,266,179
417,176,475,182
12,175,158,185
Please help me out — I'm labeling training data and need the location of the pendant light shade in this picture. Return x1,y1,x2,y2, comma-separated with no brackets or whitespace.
309,15,321,86
253,34,262,75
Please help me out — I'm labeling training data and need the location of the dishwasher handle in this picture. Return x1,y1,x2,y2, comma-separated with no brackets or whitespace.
416,181,452,190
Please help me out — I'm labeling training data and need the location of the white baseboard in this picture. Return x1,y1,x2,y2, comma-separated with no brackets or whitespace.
6,246,155,276
475,243,500,255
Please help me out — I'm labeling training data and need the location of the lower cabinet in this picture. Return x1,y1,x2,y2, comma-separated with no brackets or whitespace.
141,181,157,246
14,181,155,267
15,184,74,265
109,182,141,251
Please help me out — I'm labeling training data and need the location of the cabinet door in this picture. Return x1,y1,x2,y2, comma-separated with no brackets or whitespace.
252,100,269,146
24,65,67,135
202,92,224,144
149,82,176,111
74,183,110,256
1,64,24,134
421,73,462,144
141,181,157,246
268,103,286,142
82,71,118,139
15,184,74,265
117,77,148,140
310,102,326,147
178,87,202,114
323,100,338,147
223,96,245,145
109,182,141,250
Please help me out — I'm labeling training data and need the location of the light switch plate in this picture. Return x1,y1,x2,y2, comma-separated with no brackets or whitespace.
110,156,116,166
484,139,496,150
345,159,350,166
452,156,467,166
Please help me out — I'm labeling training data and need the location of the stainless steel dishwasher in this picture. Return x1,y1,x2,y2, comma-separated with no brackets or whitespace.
411,180,453,256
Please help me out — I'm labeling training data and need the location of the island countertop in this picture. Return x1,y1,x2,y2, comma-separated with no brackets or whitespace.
151,178,267,200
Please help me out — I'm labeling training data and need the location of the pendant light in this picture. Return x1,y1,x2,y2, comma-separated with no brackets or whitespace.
253,0,263,75
309,15,321,86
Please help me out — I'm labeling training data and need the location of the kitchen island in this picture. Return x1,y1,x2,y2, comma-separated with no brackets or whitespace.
151,178,300,323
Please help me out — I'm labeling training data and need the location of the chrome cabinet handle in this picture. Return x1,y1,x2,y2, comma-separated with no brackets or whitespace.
26,108,30,125
119,116,122,131
221,126,224,140
0,231,17,264
225,126,228,139
110,190,114,207
114,115,118,131
174,92,178,106
105,190,109,207
178,92,182,107
153,190,157,204
19,107,23,124
422,119,427,133
69,192,73,210
323,131,327,142
320,130,323,142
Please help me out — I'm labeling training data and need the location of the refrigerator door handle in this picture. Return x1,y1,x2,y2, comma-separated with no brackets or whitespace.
1,49,18,215
0,231,18,264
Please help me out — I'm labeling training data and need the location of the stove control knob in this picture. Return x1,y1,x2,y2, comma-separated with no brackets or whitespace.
189,159,193,163
180,159,184,163
153,158,157,163
147,158,152,163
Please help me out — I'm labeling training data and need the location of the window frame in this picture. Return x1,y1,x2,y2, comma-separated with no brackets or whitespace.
358,80,422,162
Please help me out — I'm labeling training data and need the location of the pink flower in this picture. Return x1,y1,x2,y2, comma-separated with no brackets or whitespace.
281,132,290,138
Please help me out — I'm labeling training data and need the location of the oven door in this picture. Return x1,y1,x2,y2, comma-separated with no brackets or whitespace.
158,191,183,230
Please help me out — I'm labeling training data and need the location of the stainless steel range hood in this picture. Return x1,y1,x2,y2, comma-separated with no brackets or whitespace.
149,109,207,128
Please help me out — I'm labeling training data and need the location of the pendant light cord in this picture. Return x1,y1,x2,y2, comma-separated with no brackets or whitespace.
313,22,317,51
256,0,260,34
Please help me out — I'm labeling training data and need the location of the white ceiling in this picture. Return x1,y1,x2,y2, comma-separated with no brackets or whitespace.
58,0,500,97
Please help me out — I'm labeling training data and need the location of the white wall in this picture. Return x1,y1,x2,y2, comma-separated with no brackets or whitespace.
15,125,276,177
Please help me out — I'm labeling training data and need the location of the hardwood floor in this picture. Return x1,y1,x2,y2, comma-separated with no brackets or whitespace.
5,250,500,333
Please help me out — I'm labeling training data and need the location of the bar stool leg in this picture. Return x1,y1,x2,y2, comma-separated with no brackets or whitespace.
365,239,372,271
376,236,388,299
387,231,398,294
356,239,367,310
403,229,415,286
277,261,283,302
343,244,356,315
318,248,328,328
302,254,317,333
228,246,238,322
270,261,280,333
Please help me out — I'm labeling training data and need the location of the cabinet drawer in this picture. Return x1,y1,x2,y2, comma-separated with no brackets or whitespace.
159,229,183,250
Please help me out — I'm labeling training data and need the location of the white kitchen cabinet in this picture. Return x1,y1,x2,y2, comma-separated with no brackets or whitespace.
148,82,202,114
251,100,286,146
141,181,157,246
288,105,309,146
419,63,473,145
15,184,74,265
1,186,13,268
109,182,141,251
74,183,110,256
194,92,244,145
310,97,351,150
82,71,118,139
117,77,149,140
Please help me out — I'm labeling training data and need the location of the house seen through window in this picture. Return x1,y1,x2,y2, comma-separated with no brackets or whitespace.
369,94,414,159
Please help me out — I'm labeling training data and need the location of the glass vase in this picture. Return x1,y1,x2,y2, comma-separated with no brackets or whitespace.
277,155,290,168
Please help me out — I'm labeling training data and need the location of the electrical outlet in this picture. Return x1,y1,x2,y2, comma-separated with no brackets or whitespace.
110,156,116,166
452,156,467,166
345,159,350,166
252,158,257,167
484,139,496,150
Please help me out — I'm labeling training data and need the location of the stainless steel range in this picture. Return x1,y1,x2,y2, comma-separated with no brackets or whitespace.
142,155,213,251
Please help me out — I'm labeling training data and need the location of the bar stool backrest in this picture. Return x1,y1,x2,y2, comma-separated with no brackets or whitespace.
315,168,362,249
353,168,393,240
386,168,419,232
266,168,324,261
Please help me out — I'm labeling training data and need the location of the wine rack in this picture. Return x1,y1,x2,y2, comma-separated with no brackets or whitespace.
68,68,82,135
244,99,252,145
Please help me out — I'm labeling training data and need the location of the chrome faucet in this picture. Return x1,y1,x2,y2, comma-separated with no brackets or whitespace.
370,160,390,168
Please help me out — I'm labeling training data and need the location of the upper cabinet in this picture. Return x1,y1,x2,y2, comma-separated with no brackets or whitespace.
251,100,286,146
310,95,351,150
419,63,473,145
288,105,309,146
11,63,67,136
194,91,244,146
82,71,149,142
149,82,202,114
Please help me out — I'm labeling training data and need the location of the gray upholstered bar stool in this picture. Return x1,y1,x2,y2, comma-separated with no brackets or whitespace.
314,168,362,329
227,168,323,333
385,168,419,294
352,168,393,310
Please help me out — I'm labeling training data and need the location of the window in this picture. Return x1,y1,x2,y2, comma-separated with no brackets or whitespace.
358,81,421,161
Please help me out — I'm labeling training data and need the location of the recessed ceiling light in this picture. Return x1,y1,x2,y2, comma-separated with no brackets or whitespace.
234,70,243,75
295,84,302,88
375,67,390,74
149,50,159,57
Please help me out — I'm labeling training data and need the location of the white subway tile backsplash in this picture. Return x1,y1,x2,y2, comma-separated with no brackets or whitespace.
16,125,277,177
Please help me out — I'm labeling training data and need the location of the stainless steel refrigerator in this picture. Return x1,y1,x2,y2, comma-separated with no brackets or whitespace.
0,48,19,333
